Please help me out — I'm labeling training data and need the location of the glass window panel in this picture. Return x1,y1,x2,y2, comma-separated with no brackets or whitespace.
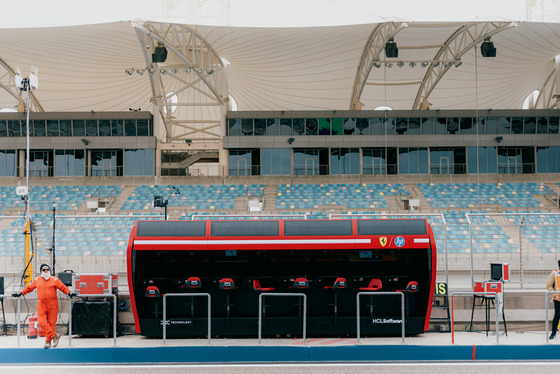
408,118,420,134
293,119,305,135
511,117,523,134
241,119,253,136
228,118,240,135
96,119,109,136
59,120,71,136
343,118,356,135
125,119,136,136
398,148,409,174
279,119,292,135
0,120,6,136
262,148,272,175
124,149,134,176
86,120,98,136
497,117,511,134
33,120,46,136
110,119,123,136
72,120,85,136
549,117,559,134
467,147,477,173
254,119,266,135
419,148,428,174
357,118,371,135
487,146,497,173
547,147,556,173
266,119,279,135
293,149,319,175
0,150,16,176
306,118,317,135
485,117,497,134
319,118,331,135
134,150,144,175
74,150,85,176
447,118,459,134
46,120,59,136
460,118,474,134
395,118,408,134
331,118,343,135
434,118,446,134
384,118,395,135
523,117,536,134
421,118,433,134
138,119,151,136
281,148,291,175
144,149,154,175
8,120,21,137
536,117,548,134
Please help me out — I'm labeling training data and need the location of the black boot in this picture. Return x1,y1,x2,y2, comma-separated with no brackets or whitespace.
549,333,556,340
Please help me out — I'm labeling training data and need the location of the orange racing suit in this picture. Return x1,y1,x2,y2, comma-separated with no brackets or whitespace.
22,276,70,342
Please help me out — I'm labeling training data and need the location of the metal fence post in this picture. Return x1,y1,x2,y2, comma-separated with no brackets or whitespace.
450,291,499,344
69,294,118,347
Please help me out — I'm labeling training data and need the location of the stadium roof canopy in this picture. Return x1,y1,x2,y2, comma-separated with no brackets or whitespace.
1,19,560,141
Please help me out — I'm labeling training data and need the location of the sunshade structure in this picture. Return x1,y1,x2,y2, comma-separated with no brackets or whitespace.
1,20,559,142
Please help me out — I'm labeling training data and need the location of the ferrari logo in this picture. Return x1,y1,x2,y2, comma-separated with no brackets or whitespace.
379,237,388,247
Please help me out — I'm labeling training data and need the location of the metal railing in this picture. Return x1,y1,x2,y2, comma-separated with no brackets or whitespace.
258,293,307,344
451,291,499,344
356,291,405,344
545,291,560,343
69,294,117,347
162,293,211,345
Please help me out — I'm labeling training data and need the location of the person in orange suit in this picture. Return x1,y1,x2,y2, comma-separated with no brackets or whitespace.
12,264,76,348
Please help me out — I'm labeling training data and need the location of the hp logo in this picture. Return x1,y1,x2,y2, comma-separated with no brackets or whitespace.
394,236,405,247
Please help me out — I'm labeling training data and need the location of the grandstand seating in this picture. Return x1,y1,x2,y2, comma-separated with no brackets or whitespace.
276,183,409,209
0,182,559,257
121,184,264,210
418,182,553,208
0,185,122,211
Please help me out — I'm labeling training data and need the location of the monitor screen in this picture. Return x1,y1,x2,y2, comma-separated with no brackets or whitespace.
490,263,503,281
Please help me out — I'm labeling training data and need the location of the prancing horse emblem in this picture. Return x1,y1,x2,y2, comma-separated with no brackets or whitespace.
379,237,388,247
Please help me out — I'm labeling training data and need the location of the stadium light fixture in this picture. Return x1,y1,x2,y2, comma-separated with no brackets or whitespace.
152,43,168,63
373,61,381,68
81,138,89,145
288,137,295,145
421,61,429,68
409,62,416,68
385,62,393,68
385,38,398,58
481,37,496,57
125,69,133,75
397,61,404,68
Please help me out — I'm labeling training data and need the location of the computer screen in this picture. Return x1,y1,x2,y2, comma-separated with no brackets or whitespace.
490,263,503,281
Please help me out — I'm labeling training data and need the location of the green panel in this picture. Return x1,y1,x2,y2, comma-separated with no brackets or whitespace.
332,118,343,135
318,118,331,135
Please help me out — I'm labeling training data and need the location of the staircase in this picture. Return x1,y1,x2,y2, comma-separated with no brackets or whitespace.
262,185,278,211
112,186,137,211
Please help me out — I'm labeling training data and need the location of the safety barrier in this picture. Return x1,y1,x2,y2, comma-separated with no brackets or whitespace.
258,293,307,344
545,291,560,343
162,293,211,345
69,294,117,347
356,291,405,344
451,291,499,344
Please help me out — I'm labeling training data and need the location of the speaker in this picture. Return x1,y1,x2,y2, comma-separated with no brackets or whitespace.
153,195,164,207
481,40,496,57
0,276,4,295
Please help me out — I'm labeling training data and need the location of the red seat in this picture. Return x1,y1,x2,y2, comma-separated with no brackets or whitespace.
186,277,202,289
324,277,347,289
253,279,275,291
397,281,419,293
291,277,309,289
360,278,382,291
219,278,235,290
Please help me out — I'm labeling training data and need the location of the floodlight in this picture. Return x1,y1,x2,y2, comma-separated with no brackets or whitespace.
421,61,429,68
152,43,168,63
29,66,38,89
125,69,133,75
14,67,22,89
409,62,416,68
455,61,462,67
397,61,404,68
385,38,398,58
136,69,145,75
373,61,381,68
385,62,393,68
481,37,496,57
160,69,167,75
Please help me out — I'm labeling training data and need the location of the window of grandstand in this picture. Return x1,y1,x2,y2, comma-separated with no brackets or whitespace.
55,150,85,176
124,149,154,176
398,147,428,174
522,90,540,109
293,148,328,175
261,148,291,175
330,148,360,174
373,105,392,110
